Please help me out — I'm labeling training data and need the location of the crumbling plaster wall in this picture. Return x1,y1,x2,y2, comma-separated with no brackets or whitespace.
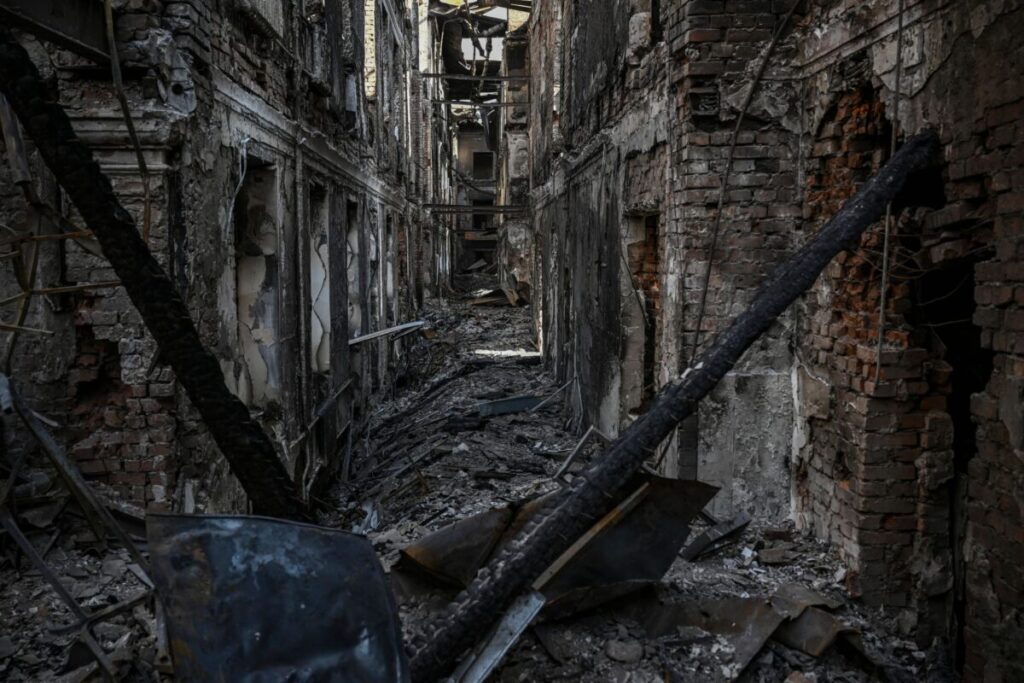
662,0,806,519
176,0,423,510
0,23,186,511
528,0,797,520
530,0,676,440
783,3,1024,675
657,1,1024,672
1,1,427,514
531,2,1024,674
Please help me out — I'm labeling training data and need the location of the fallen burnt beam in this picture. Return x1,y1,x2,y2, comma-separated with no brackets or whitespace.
409,130,939,681
0,29,310,522
424,204,528,214
421,73,530,83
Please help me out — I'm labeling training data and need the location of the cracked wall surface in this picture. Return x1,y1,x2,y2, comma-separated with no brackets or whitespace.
520,0,1024,676
0,0,437,515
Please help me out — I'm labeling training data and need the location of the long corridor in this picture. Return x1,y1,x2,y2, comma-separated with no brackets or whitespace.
1,0,1023,681
328,283,944,682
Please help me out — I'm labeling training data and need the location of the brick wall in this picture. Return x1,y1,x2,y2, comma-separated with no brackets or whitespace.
789,1,1024,675
794,83,955,619
528,0,1024,675
1,0,424,514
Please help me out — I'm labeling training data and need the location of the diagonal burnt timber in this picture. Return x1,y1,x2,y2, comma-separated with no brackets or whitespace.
410,130,940,681
0,29,311,522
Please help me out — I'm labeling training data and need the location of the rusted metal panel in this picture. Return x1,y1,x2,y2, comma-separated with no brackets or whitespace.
398,507,514,587
148,515,410,683
680,511,752,561
540,477,718,604
0,0,108,62
774,607,857,657
399,475,718,609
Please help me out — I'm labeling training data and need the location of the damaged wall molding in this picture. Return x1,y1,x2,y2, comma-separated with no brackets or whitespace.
0,0,434,517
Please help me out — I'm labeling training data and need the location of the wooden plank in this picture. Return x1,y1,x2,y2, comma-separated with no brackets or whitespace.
431,101,530,107
424,204,527,214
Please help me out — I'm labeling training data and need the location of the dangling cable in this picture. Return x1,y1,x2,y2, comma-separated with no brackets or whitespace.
876,0,905,380
688,1,801,365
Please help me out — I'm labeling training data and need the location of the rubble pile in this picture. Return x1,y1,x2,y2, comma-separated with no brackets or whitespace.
329,291,952,683
0,286,957,683
0,496,165,682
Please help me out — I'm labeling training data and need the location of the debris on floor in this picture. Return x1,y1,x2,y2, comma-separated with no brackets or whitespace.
0,502,164,682
1,291,955,683
1,374,163,682
327,296,950,683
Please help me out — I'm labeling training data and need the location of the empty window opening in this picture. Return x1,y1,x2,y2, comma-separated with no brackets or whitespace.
346,201,363,338
473,152,495,180
633,215,660,407
473,199,495,231
651,0,663,42
309,185,331,374
624,213,661,415
507,43,527,73
385,213,396,325
367,210,382,391
344,70,359,130
234,162,282,408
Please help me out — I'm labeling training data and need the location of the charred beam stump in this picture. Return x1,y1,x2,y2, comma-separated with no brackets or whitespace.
409,131,940,681
0,29,310,522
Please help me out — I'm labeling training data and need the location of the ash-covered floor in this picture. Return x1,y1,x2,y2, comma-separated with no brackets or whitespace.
321,282,954,683
0,284,956,682
0,282,953,682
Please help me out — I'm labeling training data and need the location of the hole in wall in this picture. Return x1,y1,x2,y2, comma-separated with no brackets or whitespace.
893,164,947,214
624,213,661,414
911,256,995,673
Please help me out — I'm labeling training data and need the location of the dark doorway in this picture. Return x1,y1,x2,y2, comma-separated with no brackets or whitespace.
912,256,994,673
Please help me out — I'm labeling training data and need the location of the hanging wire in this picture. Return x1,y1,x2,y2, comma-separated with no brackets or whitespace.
688,0,802,365
875,0,905,378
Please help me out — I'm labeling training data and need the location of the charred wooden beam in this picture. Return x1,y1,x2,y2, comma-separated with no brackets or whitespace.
408,130,940,681
431,100,530,107
424,204,526,214
0,28,311,522
422,73,530,82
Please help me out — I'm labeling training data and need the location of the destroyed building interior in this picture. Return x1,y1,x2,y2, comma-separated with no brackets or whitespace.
0,0,1023,681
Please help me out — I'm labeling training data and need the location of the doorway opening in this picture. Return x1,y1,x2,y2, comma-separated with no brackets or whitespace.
911,256,994,672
